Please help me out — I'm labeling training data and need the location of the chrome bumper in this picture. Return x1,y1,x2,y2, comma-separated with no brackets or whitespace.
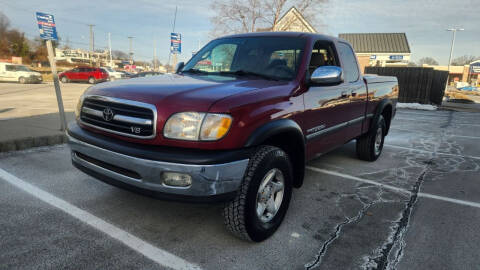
68,134,249,198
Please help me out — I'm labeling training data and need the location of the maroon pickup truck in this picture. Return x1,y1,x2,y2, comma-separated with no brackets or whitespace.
67,32,398,242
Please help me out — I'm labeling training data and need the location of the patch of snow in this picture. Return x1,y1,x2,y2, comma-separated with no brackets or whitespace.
291,232,301,238
396,103,437,111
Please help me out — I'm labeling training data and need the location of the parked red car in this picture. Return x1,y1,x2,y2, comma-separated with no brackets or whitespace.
59,66,108,84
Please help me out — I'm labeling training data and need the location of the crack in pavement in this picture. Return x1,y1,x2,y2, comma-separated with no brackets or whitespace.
369,161,432,270
305,199,378,269
305,188,391,270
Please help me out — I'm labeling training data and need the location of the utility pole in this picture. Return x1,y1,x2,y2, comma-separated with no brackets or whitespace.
153,37,157,71
88,24,95,65
128,36,134,64
168,6,178,73
446,27,464,84
108,32,113,67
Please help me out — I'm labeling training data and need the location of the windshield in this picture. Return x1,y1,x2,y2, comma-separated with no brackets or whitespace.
104,67,114,72
183,36,306,80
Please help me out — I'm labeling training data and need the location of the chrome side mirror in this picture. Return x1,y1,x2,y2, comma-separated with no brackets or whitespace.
310,66,343,84
175,62,185,74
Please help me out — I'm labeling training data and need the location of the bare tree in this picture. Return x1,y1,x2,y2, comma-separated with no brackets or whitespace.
451,55,479,66
210,0,327,37
0,12,10,37
112,50,129,60
417,57,439,66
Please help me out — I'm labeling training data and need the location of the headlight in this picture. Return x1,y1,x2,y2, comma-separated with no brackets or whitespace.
164,112,232,141
75,93,86,118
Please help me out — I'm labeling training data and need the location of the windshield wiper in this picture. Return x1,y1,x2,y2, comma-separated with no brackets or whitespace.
219,70,280,81
182,68,209,74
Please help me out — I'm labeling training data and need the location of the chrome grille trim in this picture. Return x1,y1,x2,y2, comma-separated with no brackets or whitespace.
79,95,157,139
82,107,153,125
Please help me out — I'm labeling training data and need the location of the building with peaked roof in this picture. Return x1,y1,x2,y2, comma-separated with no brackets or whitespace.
263,7,316,33
339,33,412,72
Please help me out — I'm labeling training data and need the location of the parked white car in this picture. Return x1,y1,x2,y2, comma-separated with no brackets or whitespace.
0,62,43,84
102,67,124,81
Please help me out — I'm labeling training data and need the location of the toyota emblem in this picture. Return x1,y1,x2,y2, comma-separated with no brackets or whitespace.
102,107,114,121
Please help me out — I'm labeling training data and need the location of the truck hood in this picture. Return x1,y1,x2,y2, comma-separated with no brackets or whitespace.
85,73,285,112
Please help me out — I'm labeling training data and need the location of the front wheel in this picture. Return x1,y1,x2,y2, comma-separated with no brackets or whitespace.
61,76,69,83
223,145,293,242
18,77,26,84
88,77,95,84
356,115,386,161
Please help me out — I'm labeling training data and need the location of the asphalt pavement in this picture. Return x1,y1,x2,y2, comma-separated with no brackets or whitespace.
1,108,479,270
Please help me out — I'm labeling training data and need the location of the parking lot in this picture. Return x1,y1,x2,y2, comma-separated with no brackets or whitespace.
0,82,88,120
1,108,480,269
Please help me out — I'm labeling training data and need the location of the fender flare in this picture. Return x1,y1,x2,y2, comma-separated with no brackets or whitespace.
370,98,393,134
244,119,305,147
244,119,306,188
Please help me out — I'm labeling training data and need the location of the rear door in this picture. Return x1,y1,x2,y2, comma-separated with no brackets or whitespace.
303,40,353,158
4,64,17,81
79,68,89,81
336,41,368,140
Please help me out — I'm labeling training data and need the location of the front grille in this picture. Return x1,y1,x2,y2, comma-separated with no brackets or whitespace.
80,96,156,139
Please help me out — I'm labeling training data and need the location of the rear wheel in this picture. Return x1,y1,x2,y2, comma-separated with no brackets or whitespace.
223,145,293,242
18,77,26,84
88,77,95,84
356,115,386,161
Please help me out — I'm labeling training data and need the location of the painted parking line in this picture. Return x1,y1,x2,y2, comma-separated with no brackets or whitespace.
384,144,480,160
0,168,202,270
395,117,480,127
306,166,480,209
389,127,480,140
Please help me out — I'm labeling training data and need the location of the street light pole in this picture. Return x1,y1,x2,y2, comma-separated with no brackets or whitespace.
88,24,95,66
446,27,464,84
128,36,134,64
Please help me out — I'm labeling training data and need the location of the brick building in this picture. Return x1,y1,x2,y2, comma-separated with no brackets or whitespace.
339,33,412,73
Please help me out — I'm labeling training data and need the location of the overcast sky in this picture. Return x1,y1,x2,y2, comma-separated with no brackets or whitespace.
1,0,479,65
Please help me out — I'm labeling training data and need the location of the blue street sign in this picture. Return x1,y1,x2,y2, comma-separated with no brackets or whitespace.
389,55,403,60
171,33,181,54
470,62,480,74
36,12,58,40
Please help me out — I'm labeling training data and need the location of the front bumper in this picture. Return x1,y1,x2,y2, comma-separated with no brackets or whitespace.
27,75,43,83
67,126,250,202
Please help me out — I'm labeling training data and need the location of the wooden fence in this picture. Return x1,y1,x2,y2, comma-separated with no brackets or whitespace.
364,67,449,105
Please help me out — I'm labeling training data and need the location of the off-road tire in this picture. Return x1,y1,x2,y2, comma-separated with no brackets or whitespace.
88,77,95,84
223,145,293,242
356,115,386,161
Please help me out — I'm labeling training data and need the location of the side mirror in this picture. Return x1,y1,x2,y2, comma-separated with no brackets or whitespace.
175,62,185,74
310,66,343,84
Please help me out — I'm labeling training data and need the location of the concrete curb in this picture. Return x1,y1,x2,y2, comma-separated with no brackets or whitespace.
0,134,67,153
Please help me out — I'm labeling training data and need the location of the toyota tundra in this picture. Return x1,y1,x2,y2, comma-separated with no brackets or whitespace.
67,32,398,242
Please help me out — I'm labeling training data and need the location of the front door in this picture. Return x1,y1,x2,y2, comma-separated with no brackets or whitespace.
303,41,354,159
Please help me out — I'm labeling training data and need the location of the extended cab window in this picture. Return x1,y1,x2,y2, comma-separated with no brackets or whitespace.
337,42,359,82
183,37,306,80
6,65,15,71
